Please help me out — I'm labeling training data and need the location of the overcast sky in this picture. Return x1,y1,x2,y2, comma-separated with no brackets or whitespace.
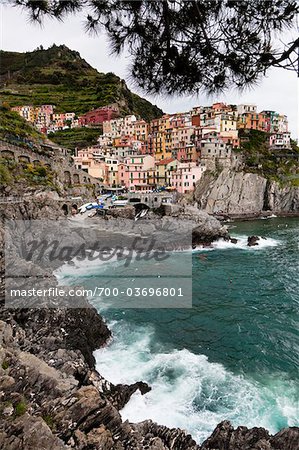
1,3,298,137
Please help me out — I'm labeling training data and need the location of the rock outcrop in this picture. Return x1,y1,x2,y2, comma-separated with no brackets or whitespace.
200,420,299,450
194,169,299,216
0,195,298,449
162,204,228,244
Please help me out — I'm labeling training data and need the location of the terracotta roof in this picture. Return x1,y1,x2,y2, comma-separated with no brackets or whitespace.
155,158,175,166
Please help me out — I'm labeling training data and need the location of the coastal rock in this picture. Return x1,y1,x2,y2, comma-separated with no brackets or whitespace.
162,204,229,244
265,180,299,213
201,420,271,450
134,420,201,450
270,427,299,450
192,212,228,245
194,169,299,216
194,169,267,215
1,197,299,450
108,205,135,219
0,415,66,450
247,236,260,247
201,421,299,450
109,381,151,410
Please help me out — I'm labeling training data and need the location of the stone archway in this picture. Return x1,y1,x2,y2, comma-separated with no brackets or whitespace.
18,155,31,164
73,173,80,184
71,204,78,215
62,204,69,216
64,171,72,185
1,150,15,160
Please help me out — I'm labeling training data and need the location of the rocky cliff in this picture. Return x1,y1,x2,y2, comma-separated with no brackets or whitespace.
0,196,298,449
194,169,299,217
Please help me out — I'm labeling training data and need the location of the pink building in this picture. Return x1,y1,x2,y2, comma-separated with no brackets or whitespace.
120,155,155,192
40,104,55,115
171,162,206,194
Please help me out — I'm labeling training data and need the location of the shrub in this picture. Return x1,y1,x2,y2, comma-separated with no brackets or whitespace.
43,414,55,429
0,162,12,185
15,401,27,416
1,360,9,370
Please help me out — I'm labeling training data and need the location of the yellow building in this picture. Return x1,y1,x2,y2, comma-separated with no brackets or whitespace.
134,120,149,141
153,132,166,160
155,158,178,186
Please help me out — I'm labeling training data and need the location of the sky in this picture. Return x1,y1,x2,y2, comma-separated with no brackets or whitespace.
1,3,298,138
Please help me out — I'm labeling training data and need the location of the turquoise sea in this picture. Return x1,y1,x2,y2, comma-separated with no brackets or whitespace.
57,217,299,443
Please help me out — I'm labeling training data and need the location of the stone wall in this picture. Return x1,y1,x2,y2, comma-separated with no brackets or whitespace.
0,140,101,191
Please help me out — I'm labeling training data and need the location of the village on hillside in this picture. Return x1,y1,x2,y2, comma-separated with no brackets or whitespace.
12,102,292,194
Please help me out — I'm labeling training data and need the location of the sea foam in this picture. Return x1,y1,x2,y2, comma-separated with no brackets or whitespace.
94,320,297,443
194,235,280,252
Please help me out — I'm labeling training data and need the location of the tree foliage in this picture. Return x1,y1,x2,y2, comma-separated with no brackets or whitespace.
12,1,299,95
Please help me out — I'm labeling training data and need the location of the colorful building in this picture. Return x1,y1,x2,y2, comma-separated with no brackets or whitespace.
79,105,119,126
123,155,155,191
171,162,206,194
269,132,291,149
155,158,178,186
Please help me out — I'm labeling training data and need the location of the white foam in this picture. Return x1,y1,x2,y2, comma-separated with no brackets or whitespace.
54,252,123,281
193,235,280,252
260,214,278,220
94,321,297,443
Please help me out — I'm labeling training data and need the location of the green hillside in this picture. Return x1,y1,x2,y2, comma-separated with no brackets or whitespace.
0,103,44,143
0,45,163,121
239,129,299,186
48,127,102,152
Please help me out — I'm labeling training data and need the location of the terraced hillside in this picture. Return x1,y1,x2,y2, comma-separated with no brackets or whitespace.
0,45,163,121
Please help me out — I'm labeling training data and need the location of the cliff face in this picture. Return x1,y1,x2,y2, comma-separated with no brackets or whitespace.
194,169,299,216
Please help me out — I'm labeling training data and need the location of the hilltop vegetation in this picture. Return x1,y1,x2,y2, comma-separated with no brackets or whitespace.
0,103,44,143
239,129,299,186
0,45,163,121
48,127,102,152
0,157,56,192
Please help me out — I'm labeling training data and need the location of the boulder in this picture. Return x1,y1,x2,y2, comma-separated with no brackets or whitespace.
248,236,260,246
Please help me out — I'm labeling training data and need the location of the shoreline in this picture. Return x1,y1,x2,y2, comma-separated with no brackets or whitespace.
213,211,299,222
1,197,298,449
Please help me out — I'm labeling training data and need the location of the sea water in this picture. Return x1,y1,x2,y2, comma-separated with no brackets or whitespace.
56,217,299,443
